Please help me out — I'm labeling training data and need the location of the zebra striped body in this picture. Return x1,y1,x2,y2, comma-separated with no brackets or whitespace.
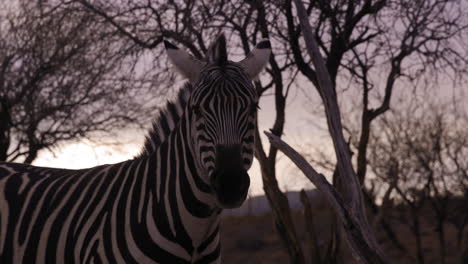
0,35,270,263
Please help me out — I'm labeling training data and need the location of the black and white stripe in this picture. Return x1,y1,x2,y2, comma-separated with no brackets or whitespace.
0,35,270,263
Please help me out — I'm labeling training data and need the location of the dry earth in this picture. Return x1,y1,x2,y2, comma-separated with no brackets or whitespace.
220,208,467,264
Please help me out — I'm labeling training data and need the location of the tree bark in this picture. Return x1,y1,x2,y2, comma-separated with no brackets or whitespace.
251,2,307,262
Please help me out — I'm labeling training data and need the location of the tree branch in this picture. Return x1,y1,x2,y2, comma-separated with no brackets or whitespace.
265,132,389,263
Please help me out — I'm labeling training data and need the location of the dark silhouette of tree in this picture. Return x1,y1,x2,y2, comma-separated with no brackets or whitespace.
294,0,467,259
0,0,159,163
368,101,468,264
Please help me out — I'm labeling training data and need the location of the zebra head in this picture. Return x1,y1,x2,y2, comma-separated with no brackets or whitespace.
165,35,270,208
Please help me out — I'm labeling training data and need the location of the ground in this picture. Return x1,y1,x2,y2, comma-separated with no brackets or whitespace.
220,208,467,264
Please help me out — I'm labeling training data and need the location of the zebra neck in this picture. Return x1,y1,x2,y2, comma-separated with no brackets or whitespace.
166,112,217,210
144,119,220,250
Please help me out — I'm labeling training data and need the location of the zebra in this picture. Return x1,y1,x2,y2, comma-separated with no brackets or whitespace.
0,34,270,263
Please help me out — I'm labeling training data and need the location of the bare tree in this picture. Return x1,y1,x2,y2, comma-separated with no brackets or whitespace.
0,0,160,163
284,0,468,188
292,0,468,258
368,101,468,264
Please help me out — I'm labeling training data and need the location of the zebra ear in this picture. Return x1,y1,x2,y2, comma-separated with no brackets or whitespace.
206,34,228,65
238,40,271,79
164,40,204,82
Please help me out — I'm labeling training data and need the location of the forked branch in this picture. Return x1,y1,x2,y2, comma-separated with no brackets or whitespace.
265,132,388,263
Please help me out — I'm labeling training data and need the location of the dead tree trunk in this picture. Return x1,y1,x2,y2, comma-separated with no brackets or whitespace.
263,1,390,263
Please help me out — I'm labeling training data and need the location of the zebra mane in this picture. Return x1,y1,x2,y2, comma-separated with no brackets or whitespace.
139,82,193,157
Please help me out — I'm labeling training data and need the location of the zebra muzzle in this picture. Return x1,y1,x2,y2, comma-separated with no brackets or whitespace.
211,145,251,209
